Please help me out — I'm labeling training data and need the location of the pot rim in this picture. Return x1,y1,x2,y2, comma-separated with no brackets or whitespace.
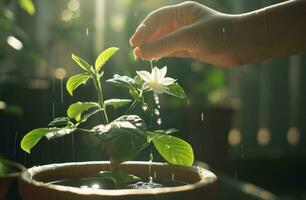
20,161,217,196
0,159,26,178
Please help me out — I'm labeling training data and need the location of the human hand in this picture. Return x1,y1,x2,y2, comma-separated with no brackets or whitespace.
130,1,241,67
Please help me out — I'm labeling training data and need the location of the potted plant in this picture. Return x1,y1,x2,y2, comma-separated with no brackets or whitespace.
18,47,217,200
0,158,25,200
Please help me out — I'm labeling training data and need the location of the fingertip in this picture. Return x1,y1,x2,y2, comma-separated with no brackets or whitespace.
130,24,147,46
133,47,142,60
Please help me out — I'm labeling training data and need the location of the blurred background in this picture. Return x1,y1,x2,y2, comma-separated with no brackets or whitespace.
0,0,305,199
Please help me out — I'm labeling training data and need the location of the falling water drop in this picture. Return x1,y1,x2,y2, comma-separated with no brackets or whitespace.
154,171,157,179
86,28,89,36
240,144,244,159
149,151,153,183
71,134,75,161
13,132,18,160
157,118,162,125
60,78,64,104
154,108,160,116
150,59,154,70
201,113,204,121
52,102,55,119
171,173,175,181
153,93,160,106
142,103,148,111
187,99,190,106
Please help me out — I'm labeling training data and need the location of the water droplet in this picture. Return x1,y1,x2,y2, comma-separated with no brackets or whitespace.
86,28,89,36
71,134,75,161
187,99,190,105
222,27,225,33
153,93,160,105
142,103,148,111
149,151,153,183
171,173,175,181
80,185,88,189
52,102,55,119
150,60,154,70
157,118,162,125
149,176,153,183
60,79,64,104
91,183,100,189
154,108,160,116
154,171,157,179
166,144,170,149
201,113,204,121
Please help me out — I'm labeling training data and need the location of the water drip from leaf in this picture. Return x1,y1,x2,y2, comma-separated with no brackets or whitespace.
154,108,160,116
60,79,64,104
142,102,148,111
171,173,175,182
157,118,162,125
149,151,153,183
201,113,204,121
86,28,89,36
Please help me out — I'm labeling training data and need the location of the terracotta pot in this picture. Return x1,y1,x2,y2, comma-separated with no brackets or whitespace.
19,161,217,200
0,160,25,200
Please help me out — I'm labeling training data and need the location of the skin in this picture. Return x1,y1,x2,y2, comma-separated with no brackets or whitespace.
130,0,306,67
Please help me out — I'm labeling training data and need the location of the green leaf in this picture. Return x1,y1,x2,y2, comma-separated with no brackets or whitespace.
152,134,194,166
48,117,71,127
77,109,100,124
106,74,137,90
21,127,76,153
104,99,132,109
67,102,99,121
134,75,144,89
164,83,186,98
18,0,35,15
92,115,148,164
95,47,119,71
99,171,140,187
72,54,92,72
66,73,91,96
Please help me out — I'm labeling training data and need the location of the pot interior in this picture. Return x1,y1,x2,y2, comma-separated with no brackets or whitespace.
28,161,214,190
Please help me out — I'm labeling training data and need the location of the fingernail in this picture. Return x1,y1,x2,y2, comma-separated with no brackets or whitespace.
133,47,141,60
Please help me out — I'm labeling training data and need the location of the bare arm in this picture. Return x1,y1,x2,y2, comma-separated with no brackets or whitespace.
233,0,306,65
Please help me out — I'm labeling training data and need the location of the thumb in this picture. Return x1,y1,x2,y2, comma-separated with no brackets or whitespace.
135,26,194,60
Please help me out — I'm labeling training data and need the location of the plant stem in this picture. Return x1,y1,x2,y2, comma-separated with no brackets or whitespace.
125,100,137,114
93,74,109,124
77,128,94,134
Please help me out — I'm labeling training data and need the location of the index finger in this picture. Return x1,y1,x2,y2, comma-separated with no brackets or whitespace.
130,5,178,46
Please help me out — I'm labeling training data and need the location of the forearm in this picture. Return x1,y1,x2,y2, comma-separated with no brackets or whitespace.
232,0,306,64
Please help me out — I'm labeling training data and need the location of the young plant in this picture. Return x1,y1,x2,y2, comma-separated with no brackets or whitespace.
20,47,194,187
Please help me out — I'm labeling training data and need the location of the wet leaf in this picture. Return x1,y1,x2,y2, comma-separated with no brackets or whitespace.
66,73,91,96
21,127,76,153
72,54,92,72
152,134,194,166
48,117,72,127
106,74,137,90
95,47,119,71
67,102,99,121
164,83,186,98
18,0,35,15
92,115,148,164
104,99,132,109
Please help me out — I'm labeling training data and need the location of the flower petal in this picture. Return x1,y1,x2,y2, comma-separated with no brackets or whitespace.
142,82,152,91
152,67,159,81
161,77,176,86
153,84,166,94
136,70,152,82
159,66,167,78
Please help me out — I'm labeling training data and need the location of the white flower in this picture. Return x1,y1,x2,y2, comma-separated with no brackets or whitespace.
136,66,176,94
